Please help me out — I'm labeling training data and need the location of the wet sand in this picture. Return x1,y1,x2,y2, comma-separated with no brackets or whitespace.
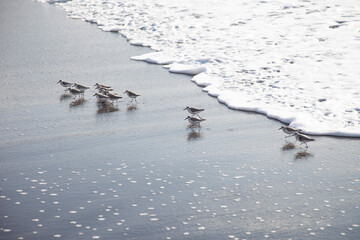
0,0,359,239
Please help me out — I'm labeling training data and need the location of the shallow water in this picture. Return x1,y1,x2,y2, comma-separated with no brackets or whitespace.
0,0,359,239
39,0,360,137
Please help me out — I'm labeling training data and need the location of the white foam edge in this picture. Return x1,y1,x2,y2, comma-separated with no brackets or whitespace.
167,63,207,75
205,88,360,137
131,52,175,65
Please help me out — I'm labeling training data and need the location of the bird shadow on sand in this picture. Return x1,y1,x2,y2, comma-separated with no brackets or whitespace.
59,93,72,101
281,141,314,160
96,102,119,114
126,103,138,112
294,150,313,160
69,98,86,108
281,141,296,151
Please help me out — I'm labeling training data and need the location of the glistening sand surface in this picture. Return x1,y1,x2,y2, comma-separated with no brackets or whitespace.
0,0,359,239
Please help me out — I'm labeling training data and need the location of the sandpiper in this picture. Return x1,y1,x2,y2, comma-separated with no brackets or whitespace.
94,83,112,89
98,87,113,95
67,88,84,99
292,132,315,148
184,106,205,116
93,93,109,102
73,83,90,92
279,126,301,137
124,90,141,101
57,80,73,90
185,116,206,126
106,92,122,103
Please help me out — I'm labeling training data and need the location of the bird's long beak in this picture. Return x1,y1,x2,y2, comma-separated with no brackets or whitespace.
278,127,282,130
183,108,186,111
57,80,60,84
184,117,188,120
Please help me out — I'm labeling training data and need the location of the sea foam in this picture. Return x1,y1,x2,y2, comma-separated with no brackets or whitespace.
41,0,360,137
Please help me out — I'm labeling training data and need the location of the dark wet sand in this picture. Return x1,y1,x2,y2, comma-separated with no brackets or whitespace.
0,0,359,239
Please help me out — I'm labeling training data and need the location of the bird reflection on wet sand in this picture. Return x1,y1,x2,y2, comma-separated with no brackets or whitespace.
96,102,119,114
127,103,138,112
187,128,202,141
59,93,72,101
69,98,86,107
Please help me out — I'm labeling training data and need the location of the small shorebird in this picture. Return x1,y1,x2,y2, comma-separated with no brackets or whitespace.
185,116,206,127
57,80,73,90
279,126,301,137
94,83,112,89
67,88,84,99
184,106,205,117
124,90,140,101
98,87,113,95
106,92,122,103
73,83,90,92
93,92,109,102
292,132,315,148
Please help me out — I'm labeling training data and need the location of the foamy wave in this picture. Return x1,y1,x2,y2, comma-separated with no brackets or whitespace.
42,0,360,137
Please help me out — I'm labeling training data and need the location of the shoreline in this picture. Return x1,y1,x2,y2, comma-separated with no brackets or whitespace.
0,1,359,239
48,0,360,138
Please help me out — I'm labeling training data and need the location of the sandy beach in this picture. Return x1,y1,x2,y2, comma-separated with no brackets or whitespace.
0,0,359,239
